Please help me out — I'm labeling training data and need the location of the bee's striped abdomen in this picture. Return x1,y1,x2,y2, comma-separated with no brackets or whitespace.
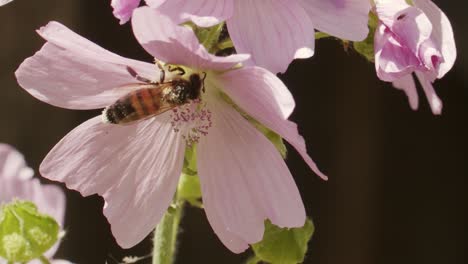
102,88,162,125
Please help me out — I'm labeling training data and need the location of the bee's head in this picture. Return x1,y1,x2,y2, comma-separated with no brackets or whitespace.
188,73,206,100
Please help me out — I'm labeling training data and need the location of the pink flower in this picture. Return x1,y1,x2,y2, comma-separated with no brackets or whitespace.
373,0,456,115
111,0,141,24
112,0,371,73
0,144,68,264
15,7,326,253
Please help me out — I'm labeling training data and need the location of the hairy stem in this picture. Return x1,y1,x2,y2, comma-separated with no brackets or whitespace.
152,203,184,264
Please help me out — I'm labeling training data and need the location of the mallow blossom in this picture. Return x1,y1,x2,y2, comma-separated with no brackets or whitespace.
373,0,456,114
112,0,371,73
0,144,69,264
15,7,326,252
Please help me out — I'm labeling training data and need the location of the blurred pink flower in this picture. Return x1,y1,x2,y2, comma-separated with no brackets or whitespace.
111,0,141,24
0,144,68,264
112,0,371,73
374,0,456,114
15,7,326,253
0,0,14,7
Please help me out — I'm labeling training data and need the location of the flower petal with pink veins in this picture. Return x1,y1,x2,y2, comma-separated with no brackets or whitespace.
131,7,249,71
392,74,419,110
415,71,442,115
111,0,140,24
413,0,456,78
215,67,327,180
40,114,186,248
300,0,370,41
227,0,315,73
15,22,158,110
198,97,306,253
152,0,234,27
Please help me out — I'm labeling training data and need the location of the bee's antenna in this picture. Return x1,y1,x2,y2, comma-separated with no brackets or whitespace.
126,66,153,84
201,72,207,93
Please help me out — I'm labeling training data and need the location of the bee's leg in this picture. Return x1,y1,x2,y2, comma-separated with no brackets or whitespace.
126,66,152,83
167,66,186,76
153,59,167,84
201,72,207,93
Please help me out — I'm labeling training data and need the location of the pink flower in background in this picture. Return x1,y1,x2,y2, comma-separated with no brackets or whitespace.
111,0,140,24
0,144,69,264
374,0,456,114
112,0,371,73
15,7,326,253
0,0,14,7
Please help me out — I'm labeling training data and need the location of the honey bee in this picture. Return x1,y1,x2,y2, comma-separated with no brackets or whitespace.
102,63,206,125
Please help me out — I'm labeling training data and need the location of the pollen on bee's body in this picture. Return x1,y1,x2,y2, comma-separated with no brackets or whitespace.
170,99,212,146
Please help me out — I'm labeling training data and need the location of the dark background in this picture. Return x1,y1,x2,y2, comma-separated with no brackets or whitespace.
0,1,466,263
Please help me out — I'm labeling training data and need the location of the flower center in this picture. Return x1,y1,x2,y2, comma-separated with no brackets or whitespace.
170,99,212,146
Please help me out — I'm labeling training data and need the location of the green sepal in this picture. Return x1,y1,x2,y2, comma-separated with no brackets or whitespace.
184,21,225,54
179,146,203,207
353,12,378,62
0,201,60,262
182,145,197,176
177,173,202,208
315,31,331,40
251,219,315,264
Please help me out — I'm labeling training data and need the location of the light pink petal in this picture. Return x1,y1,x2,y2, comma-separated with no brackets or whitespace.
215,66,327,180
49,261,73,264
300,0,370,41
153,0,234,27
375,0,432,55
40,115,186,248
413,0,456,78
0,144,33,181
374,23,420,82
198,96,306,253
0,0,13,7
227,0,315,73
0,178,66,258
415,71,442,115
392,74,419,110
15,21,158,110
111,0,141,24
131,7,249,71
29,260,72,264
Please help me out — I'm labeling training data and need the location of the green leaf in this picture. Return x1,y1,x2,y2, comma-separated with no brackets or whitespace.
252,219,315,264
0,201,60,262
353,12,378,62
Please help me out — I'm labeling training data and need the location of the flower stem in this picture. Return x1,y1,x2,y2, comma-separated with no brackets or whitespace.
152,203,184,264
